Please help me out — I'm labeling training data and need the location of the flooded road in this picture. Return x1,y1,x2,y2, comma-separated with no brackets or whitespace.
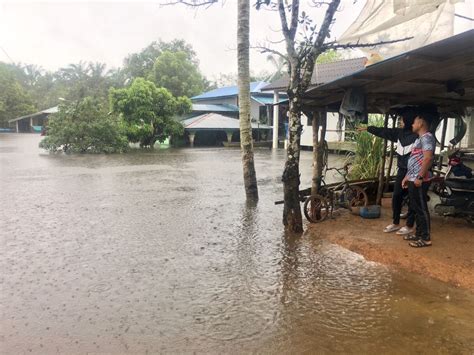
1,133,474,354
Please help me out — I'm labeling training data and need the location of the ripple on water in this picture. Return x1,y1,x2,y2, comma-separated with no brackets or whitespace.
88,282,112,293
205,309,270,341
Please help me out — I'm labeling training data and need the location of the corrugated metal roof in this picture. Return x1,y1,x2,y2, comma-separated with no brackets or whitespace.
191,81,270,101
182,113,272,130
303,29,474,114
8,106,58,123
251,95,287,105
192,103,239,112
262,57,368,91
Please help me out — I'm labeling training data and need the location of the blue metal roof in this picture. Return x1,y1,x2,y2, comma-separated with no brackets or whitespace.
191,81,270,101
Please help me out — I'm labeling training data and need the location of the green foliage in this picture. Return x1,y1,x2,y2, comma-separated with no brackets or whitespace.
110,78,190,147
123,39,198,82
0,39,208,127
348,115,385,180
0,63,36,127
151,51,206,98
316,49,343,64
39,97,128,154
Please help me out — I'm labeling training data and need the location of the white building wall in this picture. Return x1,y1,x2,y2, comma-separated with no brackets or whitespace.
435,113,474,150
461,110,473,148
300,112,345,147
250,100,261,123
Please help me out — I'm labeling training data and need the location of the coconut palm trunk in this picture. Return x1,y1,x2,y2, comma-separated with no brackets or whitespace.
237,0,258,200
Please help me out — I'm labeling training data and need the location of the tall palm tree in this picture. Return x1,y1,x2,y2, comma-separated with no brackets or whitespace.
238,0,258,200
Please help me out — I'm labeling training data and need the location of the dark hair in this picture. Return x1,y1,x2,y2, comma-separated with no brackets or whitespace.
415,104,439,127
396,107,417,130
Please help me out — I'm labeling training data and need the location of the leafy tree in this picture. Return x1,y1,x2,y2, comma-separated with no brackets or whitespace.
54,61,120,103
257,0,401,232
0,63,35,127
151,51,206,98
123,39,198,81
110,78,190,147
316,49,343,64
40,97,128,153
266,54,287,82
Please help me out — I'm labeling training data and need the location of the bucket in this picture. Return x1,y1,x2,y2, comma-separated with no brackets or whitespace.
359,205,381,219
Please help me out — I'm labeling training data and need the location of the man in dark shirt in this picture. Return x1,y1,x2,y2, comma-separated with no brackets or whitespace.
358,108,418,235
402,108,437,247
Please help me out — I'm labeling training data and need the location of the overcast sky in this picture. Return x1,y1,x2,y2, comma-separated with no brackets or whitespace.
1,1,472,81
0,0,366,80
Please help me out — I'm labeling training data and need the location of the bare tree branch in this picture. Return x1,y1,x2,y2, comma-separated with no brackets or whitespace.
277,0,290,37
314,0,340,49
289,1,300,40
162,0,219,8
324,37,413,50
252,45,289,61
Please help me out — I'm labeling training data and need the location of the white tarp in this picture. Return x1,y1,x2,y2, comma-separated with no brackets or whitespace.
338,0,464,58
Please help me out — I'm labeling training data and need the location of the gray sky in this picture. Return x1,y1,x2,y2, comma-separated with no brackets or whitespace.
0,0,364,80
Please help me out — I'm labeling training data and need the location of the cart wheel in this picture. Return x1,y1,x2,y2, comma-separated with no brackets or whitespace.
346,186,369,208
304,194,330,223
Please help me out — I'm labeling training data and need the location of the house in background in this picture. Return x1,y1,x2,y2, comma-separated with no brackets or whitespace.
261,57,368,149
191,81,287,125
8,106,58,133
181,112,272,147
184,81,287,147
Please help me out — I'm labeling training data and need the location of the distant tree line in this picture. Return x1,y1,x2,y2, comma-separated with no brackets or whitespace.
0,39,211,129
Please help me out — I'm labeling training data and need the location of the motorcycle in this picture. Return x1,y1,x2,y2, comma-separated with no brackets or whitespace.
433,149,474,223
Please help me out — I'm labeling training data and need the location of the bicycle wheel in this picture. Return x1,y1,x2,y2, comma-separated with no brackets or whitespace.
303,194,330,223
345,186,368,208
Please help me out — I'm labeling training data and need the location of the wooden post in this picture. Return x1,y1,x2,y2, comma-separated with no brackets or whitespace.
384,114,396,192
311,111,320,195
311,110,327,196
376,113,389,205
437,117,448,174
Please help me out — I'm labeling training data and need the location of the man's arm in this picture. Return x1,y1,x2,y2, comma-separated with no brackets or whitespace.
419,150,434,180
366,126,400,142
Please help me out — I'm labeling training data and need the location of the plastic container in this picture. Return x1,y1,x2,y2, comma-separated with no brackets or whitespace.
359,205,381,219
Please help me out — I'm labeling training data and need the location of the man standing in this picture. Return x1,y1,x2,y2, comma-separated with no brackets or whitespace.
358,108,417,235
402,108,437,248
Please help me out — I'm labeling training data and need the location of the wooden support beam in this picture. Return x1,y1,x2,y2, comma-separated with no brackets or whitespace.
437,118,448,175
384,114,397,192
376,113,389,206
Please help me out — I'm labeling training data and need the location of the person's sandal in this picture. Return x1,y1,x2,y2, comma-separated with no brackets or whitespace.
383,224,400,233
396,226,414,235
403,234,419,241
409,239,432,248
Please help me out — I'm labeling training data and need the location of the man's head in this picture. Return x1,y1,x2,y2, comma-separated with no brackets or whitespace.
412,105,438,134
397,107,417,131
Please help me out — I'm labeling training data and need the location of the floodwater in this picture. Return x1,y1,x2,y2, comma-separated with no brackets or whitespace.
1,133,473,354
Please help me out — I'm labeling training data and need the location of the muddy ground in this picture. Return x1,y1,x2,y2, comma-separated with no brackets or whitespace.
307,198,474,291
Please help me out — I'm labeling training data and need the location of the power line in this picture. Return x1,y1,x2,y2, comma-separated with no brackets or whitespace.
455,13,474,21
0,44,14,63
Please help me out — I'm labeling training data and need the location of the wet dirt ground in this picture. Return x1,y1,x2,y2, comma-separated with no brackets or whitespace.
1,134,474,354
308,201,474,291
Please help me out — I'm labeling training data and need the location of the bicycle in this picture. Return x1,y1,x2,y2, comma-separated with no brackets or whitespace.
303,163,369,223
